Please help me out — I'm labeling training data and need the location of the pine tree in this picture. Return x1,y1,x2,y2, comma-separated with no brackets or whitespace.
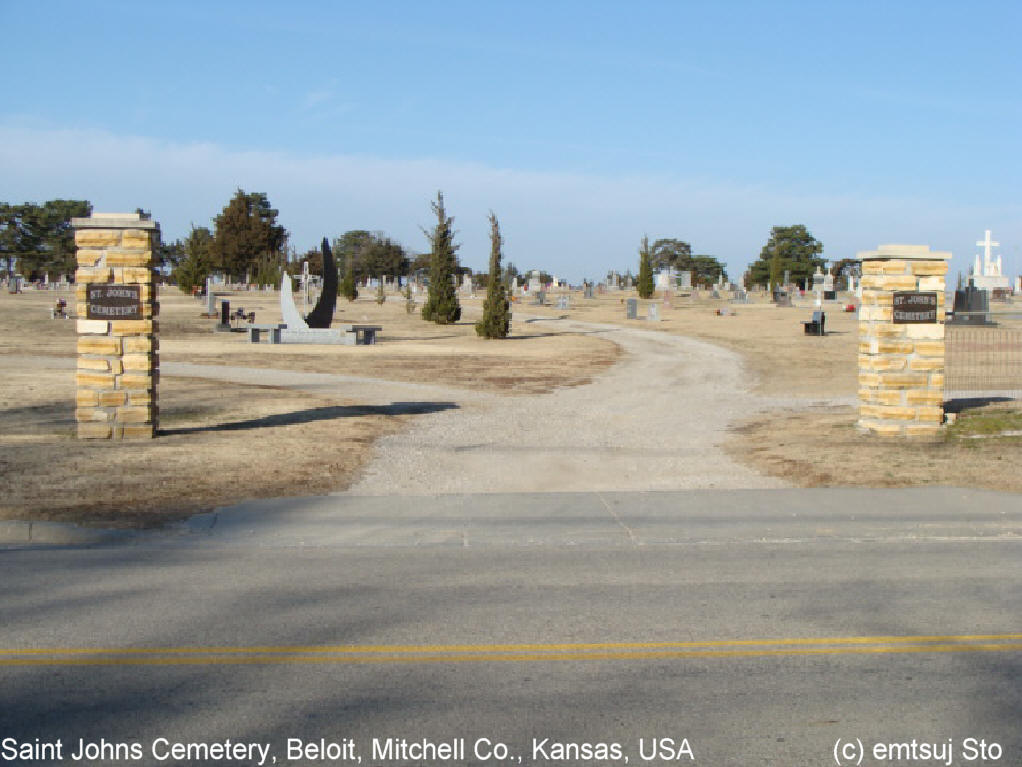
209,190,287,281
421,191,461,324
476,212,511,338
339,247,358,301
637,234,655,299
748,225,824,289
173,226,214,293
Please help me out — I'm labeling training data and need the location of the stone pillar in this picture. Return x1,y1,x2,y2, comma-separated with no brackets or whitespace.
73,213,160,439
857,244,949,437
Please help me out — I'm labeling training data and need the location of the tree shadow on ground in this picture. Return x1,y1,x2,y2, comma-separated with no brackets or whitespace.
159,401,459,435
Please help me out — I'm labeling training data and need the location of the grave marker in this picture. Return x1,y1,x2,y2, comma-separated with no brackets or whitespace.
216,300,232,331
205,277,216,316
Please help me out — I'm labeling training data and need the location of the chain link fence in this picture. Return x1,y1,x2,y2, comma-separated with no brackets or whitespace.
945,312,1022,402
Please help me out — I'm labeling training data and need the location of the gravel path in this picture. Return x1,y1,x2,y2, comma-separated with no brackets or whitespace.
344,317,789,495
11,321,801,494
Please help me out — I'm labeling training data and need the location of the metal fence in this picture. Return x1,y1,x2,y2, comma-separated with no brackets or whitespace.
945,315,1022,401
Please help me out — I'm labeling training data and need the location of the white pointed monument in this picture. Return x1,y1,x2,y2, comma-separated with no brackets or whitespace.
280,273,309,330
970,229,1009,291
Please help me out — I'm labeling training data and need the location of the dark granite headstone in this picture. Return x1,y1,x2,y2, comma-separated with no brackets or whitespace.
950,286,992,325
216,299,232,332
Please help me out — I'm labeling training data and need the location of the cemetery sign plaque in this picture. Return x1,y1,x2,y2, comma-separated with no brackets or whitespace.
892,291,937,324
86,283,143,320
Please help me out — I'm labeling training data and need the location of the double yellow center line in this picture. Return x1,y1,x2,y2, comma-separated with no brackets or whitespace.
1,634,1020,667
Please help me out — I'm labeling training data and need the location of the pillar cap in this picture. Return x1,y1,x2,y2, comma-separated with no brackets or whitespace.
72,212,160,231
856,244,951,261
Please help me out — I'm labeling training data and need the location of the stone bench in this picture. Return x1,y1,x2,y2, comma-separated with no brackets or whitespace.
247,323,286,344
346,324,382,345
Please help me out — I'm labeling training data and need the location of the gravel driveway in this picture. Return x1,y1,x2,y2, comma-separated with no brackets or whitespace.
344,317,788,494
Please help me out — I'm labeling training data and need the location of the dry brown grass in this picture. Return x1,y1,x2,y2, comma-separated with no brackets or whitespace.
725,403,1022,491
0,373,412,525
0,286,618,523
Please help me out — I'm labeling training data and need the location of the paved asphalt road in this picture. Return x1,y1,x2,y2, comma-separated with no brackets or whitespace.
1,487,1020,767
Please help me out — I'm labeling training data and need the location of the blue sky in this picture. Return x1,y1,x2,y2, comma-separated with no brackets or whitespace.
2,1,1020,283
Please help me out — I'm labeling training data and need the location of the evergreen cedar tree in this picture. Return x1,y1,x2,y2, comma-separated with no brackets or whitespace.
339,251,358,301
209,189,287,282
1,199,92,279
637,235,655,299
748,224,825,290
173,226,214,293
421,192,461,324
476,212,511,339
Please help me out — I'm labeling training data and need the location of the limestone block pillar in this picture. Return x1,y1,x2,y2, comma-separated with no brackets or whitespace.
73,213,160,439
857,244,950,437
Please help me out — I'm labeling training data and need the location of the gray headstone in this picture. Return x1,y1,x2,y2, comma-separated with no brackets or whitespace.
557,295,569,310
626,298,638,319
647,303,660,321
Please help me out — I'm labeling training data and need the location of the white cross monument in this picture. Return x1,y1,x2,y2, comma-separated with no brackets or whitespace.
970,229,1009,291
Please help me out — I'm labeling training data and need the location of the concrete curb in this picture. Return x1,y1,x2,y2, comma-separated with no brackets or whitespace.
0,512,218,548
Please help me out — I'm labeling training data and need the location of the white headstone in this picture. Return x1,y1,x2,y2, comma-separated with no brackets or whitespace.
527,270,543,294
206,277,216,315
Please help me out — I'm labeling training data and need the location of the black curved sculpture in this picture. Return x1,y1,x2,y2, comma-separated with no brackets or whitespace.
305,237,338,328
